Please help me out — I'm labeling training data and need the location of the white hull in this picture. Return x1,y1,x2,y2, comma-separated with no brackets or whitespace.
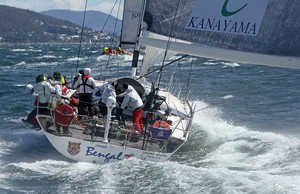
36,77,194,164
43,131,173,163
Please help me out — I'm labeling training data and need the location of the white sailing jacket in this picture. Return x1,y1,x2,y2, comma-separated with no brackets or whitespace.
34,81,55,104
120,86,143,110
73,76,96,94
101,85,116,105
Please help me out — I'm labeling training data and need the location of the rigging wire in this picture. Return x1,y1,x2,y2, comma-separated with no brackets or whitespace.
103,0,121,81
112,0,121,47
185,57,194,100
156,0,183,88
80,0,119,71
168,62,179,91
75,0,88,73
137,55,188,80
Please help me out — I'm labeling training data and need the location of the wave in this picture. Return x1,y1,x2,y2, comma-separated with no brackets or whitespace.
170,100,300,192
15,61,26,66
10,49,27,52
202,61,240,68
27,49,42,52
182,100,300,171
1,100,299,193
203,61,219,65
223,95,234,99
67,57,87,62
3,154,300,193
96,54,136,62
36,55,57,59
221,62,240,68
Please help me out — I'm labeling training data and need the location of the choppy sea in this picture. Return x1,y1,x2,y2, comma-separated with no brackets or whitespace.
0,43,300,194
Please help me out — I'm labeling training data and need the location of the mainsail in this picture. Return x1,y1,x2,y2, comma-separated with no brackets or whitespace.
122,0,300,69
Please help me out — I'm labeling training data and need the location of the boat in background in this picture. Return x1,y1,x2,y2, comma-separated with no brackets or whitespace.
34,0,300,163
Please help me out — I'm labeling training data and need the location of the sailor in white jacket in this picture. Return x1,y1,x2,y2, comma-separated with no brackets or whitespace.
73,68,96,116
119,83,144,132
34,74,55,115
120,84,143,110
98,84,116,116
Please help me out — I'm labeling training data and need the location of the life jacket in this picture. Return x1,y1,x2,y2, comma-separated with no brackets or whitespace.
150,120,172,140
152,120,170,129
76,75,94,93
59,76,65,85
55,104,75,126
61,85,68,95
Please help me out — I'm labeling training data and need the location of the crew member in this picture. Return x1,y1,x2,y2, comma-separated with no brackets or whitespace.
34,74,55,115
119,83,144,132
73,68,96,116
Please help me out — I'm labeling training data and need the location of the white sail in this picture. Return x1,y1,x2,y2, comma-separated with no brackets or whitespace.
140,31,178,76
141,0,300,69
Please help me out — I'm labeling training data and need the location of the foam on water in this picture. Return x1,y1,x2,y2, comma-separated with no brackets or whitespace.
0,102,299,193
181,100,300,192
221,62,240,68
67,56,87,62
36,55,57,59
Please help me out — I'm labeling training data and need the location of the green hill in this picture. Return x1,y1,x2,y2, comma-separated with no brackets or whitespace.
41,9,121,34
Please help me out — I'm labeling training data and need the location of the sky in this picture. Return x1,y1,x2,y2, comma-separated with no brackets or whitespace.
1,0,123,18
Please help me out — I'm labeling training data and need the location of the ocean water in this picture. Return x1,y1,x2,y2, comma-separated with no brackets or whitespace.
0,43,300,194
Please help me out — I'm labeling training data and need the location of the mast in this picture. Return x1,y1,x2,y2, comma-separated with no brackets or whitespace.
131,0,147,78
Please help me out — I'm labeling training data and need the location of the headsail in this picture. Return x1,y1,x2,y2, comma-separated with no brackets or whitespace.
140,31,178,76
139,0,300,69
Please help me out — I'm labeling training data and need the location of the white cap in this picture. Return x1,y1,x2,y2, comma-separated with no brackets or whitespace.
84,68,91,76
107,84,115,92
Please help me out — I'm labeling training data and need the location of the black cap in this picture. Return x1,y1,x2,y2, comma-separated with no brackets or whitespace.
36,74,44,83
53,71,61,81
